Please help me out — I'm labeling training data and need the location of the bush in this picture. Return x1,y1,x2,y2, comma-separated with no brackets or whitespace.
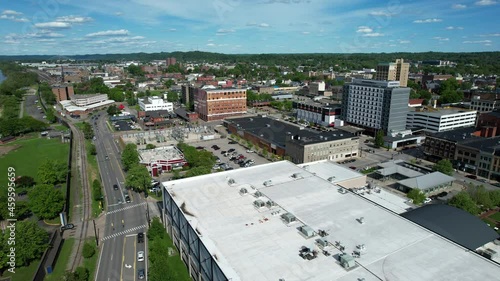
82,242,96,258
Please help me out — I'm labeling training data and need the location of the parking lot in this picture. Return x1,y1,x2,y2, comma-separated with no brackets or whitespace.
24,93,47,122
189,137,271,171
113,120,135,131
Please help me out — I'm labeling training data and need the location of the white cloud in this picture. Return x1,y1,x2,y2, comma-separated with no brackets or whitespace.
433,37,450,41
445,26,463,30
216,29,236,35
302,31,310,35
356,26,373,33
479,33,500,37
399,40,411,44
169,28,177,32
369,11,394,17
362,32,383,37
259,23,270,28
475,0,497,5
56,15,93,23
0,14,29,22
2,10,23,15
115,12,123,16
452,4,467,9
206,43,215,47
413,18,442,23
463,40,492,43
86,29,129,37
34,22,72,29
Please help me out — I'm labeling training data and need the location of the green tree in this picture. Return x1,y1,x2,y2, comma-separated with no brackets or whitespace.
45,107,57,123
432,159,454,176
147,217,166,241
164,79,174,89
37,159,67,185
0,220,48,267
185,166,211,178
92,179,103,202
125,164,151,192
64,266,90,281
126,64,145,76
374,130,384,148
107,104,120,116
145,143,156,150
449,191,479,215
82,242,96,259
122,143,140,171
15,176,35,187
166,92,179,102
407,189,426,204
81,122,94,140
89,143,97,155
29,184,64,219
489,190,500,207
467,185,493,210
172,170,182,180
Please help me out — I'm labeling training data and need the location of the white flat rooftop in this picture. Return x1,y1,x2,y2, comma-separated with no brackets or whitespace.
163,161,500,281
139,146,184,163
298,160,365,186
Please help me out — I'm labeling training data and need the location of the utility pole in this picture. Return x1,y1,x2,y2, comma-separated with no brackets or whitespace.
93,220,99,246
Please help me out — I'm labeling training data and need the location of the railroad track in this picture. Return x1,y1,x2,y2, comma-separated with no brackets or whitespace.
69,122,92,272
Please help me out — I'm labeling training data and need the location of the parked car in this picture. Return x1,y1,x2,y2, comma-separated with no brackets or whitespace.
465,174,477,180
125,195,131,203
220,150,227,154
246,150,254,153
137,232,144,243
228,148,236,153
228,141,237,144
349,166,356,170
195,146,204,150
113,184,119,190
137,251,145,262
138,269,145,279
424,198,432,204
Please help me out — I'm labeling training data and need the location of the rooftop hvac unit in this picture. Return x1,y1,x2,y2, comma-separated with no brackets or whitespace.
254,191,263,198
327,176,335,182
299,225,316,238
281,212,296,224
266,200,276,208
239,188,248,194
253,199,265,208
316,238,329,247
227,178,235,185
263,180,273,187
291,173,302,179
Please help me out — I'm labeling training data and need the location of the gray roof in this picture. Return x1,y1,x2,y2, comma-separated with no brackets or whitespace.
226,116,356,147
402,204,499,250
397,172,455,191
427,127,478,143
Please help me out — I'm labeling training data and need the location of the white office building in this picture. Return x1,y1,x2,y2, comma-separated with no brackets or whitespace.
139,96,173,112
407,109,477,133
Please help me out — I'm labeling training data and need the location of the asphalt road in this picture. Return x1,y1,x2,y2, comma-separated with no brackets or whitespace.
93,112,149,281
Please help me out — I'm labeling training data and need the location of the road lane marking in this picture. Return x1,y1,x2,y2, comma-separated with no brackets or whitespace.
94,240,106,281
101,225,147,241
121,235,126,281
105,202,146,215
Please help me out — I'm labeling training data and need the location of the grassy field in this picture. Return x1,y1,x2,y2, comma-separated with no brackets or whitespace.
44,238,75,281
489,211,500,222
0,136,70,189
0,260,39,281
52,124,69,131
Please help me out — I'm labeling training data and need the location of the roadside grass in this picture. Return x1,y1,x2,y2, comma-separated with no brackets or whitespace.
361,167,377,174
85,137,103,218
83,238,99,281
105,121,114,132
44,238,76,281
489,211,500,222
0,136,70,189
52,124,68,131
0,261,38,281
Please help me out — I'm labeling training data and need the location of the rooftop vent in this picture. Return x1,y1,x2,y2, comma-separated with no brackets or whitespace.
357,217,365,224
249,118,253,121
227,178,235,185
239,188,248,195
327,176,335,182
266,124,271,127
316,238,329,248
263,180,273,187
291,173,302,179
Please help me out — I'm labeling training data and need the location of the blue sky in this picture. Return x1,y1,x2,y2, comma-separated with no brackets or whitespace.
0,0,499,55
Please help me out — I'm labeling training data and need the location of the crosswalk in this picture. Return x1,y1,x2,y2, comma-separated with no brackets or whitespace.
101,224,146,241
106,202,146,215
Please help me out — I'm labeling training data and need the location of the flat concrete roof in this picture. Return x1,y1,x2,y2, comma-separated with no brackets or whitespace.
162,161,500,281
298,160,365,186
398,172,455,191
139,146,184,164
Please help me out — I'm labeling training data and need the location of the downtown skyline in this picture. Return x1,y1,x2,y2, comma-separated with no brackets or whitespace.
0,0,499,55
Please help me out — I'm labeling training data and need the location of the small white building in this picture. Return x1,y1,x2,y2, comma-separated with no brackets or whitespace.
71,94,108,107
407,109,477,133
138,96,173,112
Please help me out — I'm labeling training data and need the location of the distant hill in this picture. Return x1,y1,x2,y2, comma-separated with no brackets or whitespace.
0,51,499,74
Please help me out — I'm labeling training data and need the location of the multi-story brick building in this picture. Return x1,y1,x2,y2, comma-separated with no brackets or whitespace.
52,84,74,102
195,88,247,121
375,59,409,87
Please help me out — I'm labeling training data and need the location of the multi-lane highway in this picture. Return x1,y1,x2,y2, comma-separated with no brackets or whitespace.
93,112,149,281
